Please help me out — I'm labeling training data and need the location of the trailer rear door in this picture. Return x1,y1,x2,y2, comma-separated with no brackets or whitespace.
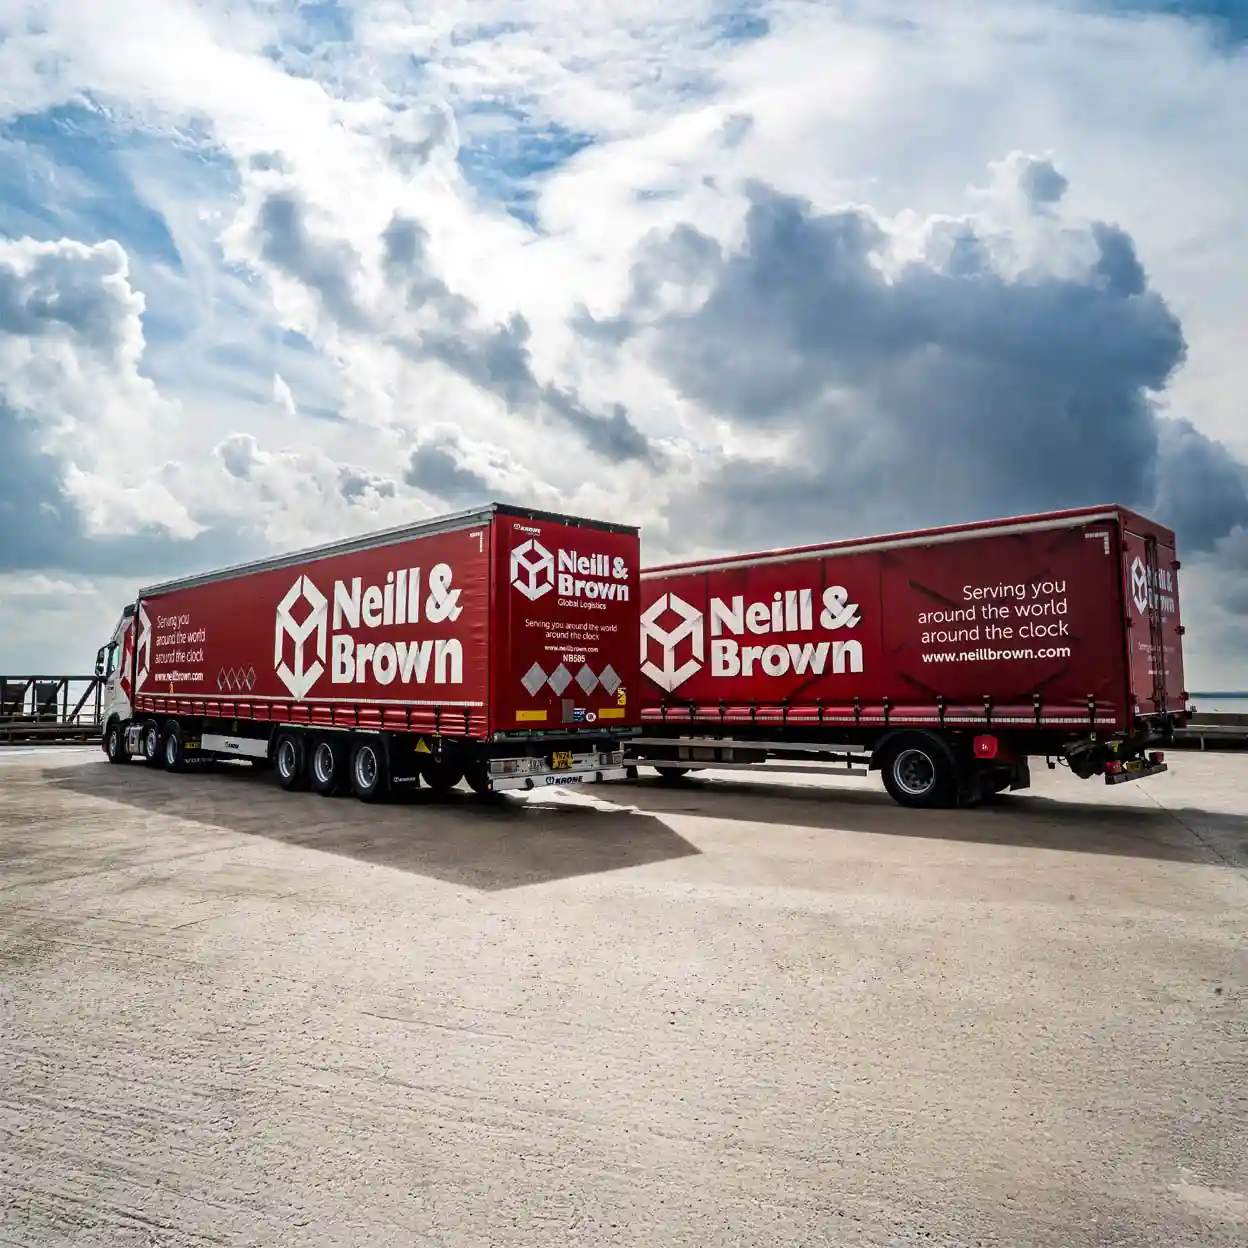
490,513,641,734
1121,524,1185,717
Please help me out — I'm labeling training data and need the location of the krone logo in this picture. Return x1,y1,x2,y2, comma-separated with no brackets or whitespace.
275,575,328,698
640,593,704,692
510,538,554,600
1130,556,1149,615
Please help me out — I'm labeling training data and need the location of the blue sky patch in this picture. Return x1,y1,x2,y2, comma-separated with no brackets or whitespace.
298,0,354,43
709,4,771,44
1106,1,1248,42
1,105,184,270
456,105,596,227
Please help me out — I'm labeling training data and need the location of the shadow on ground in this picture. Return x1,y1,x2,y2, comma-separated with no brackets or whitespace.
44,761,702,892
608,774,1248,868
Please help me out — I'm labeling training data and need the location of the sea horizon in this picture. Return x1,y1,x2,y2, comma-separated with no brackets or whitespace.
1188,692,1248,714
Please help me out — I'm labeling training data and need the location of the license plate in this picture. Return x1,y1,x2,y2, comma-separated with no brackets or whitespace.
552,751,573,769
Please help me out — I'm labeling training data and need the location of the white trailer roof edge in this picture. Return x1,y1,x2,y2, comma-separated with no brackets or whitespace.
641,511,1122,580
137,503,501,598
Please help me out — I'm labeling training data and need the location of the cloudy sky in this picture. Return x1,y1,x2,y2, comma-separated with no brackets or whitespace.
1,0,1246,686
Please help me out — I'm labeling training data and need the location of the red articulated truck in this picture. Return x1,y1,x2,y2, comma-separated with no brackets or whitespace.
93,504,641,798
628,505,1188,808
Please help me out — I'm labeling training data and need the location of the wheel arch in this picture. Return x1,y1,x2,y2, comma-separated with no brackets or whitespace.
868,727,961,773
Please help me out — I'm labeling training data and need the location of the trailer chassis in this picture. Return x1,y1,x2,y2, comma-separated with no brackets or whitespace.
625,718,1177,809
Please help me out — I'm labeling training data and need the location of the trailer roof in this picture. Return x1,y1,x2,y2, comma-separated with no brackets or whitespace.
642,504,1176,579
139,501,638,597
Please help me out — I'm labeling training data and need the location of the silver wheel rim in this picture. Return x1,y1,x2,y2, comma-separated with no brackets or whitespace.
893,748,936,797
354,746,378,790
277,739,297,779
146,727,158,757
165,735,177,766
314,743,334,785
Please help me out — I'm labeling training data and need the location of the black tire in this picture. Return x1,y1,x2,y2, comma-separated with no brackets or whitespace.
349,738,388,803
463,754,491,796
162,722,186,773
879,735,958,809
310,736,346,797
655,766,690,781
273,733,306,791
419,753,464,796
104,721,129,765
141,720,163,766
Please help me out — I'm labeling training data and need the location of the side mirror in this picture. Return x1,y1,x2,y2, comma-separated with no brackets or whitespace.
94,648,106,677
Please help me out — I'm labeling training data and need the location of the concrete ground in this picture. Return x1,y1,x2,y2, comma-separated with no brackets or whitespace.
0,748,1244,1248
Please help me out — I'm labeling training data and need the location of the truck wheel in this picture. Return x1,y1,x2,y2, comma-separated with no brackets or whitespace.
142,720,163,766
104,721,129,765
273,733,306,791
880,735,957,809
310,737,346,797
350,739,388,803
655,766,689,781
162,722,186,773
463,755,491,796
419,754,464,796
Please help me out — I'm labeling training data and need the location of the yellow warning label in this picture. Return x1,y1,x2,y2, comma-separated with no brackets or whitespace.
598,707,626,719
516,710,547,722
616,687,627,705
415,737,431,754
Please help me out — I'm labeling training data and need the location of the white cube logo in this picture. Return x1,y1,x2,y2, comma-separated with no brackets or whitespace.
640,593,704,692
510,538,554,600
274,575,328,699
1130,556,1149,615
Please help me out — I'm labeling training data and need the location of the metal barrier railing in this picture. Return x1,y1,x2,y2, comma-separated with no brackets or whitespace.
0,676,103,744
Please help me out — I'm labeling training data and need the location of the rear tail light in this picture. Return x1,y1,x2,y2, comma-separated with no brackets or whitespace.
1105,759,1124,774
1149,751,1164,764
973,734,999,759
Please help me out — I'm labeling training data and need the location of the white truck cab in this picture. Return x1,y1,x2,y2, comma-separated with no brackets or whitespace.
95,606,136,760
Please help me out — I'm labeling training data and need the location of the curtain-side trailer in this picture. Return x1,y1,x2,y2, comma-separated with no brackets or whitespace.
629,505,1187,808
94,504,641,799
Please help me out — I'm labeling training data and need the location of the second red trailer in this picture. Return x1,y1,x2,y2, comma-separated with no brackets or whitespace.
630,505,1186,806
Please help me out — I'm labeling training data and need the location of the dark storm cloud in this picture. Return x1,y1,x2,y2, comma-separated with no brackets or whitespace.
404,442,493,505
216,431,259,480
0,238,133,355
0,241,252,580
337,466,397,502
1213,529,1248,615
254,193,654,463
1017,156,1068,209
1154,419,1248,550
255,191,369,330
386,106,453,175
587,170,1248,566
383,211,656,465
214,431,397,504
0,399,79,572
0,398,249,579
